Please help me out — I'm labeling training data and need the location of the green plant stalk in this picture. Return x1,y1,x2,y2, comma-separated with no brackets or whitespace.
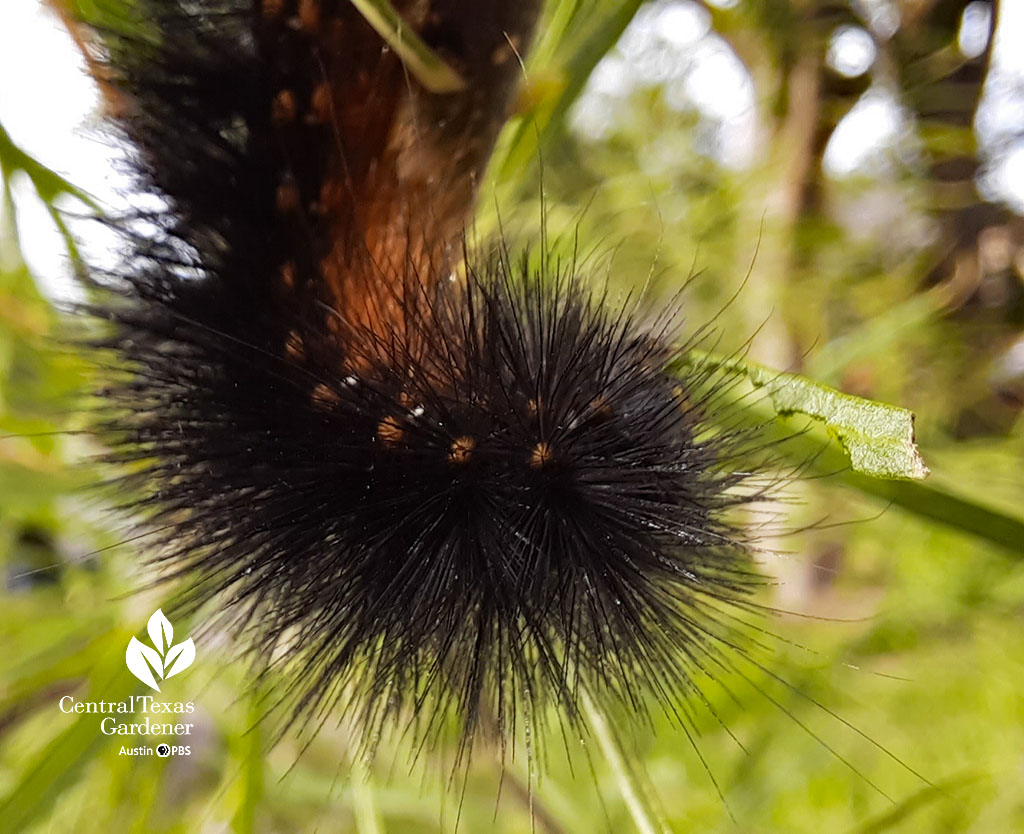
580,690,664,834
348,0,465,94
351,754,384,834
231,692,265,834
497,0,645,181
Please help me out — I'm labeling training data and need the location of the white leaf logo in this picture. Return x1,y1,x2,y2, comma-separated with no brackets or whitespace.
148,609,173,654
126,637,163,692
163,638,195,679
126,610,196,690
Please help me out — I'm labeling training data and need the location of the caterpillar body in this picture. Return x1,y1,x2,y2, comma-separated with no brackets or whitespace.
66,0,806,780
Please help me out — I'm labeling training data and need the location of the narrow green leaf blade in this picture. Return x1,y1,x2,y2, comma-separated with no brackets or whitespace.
0,121,98,209
581,691,666,834
674,350,929,480
496,0,644,181
0,629,138,834
744,397,1024,554
348,0,465,93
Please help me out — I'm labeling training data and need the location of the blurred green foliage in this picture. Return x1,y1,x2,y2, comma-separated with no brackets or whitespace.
1,0,1023,832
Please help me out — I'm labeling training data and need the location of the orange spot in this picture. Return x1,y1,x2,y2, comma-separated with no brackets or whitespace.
491,43,514,66
312,383,340,405
448,436,476,464
377,416,404,446
529,442,553,469
298,0,320,31
261,0,287,20
309,83,333,124
280,261,297,290
276,180,301,214
271,89,297,125
285,332,305,361
318,178,346,213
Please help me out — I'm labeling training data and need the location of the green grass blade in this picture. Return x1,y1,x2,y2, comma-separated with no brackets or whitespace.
497,0,644,181
757,400,1024,554
0,628,138,834
581,690,665,834
231,693,265,834
348,0,465,93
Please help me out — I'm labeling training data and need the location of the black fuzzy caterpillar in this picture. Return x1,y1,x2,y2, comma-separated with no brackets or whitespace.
71,0,781,760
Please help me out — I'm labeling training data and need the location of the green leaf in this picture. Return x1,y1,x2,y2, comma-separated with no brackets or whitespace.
495,0,645,181
771,411,1024,553
668,350,1024,553
0,628,139,834
0,121,97,210
672,350,929,480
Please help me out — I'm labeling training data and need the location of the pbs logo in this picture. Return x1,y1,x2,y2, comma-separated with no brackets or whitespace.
155,743,190,757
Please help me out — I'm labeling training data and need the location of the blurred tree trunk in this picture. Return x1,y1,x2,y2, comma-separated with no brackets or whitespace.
889,0,1007,304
